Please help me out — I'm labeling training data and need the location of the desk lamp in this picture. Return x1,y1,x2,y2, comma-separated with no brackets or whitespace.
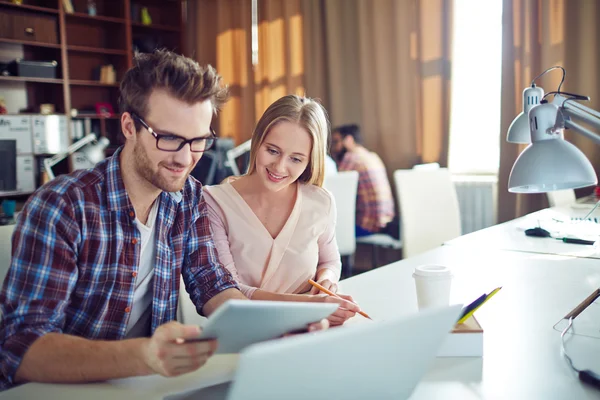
44,134,109,180
507,66,599,193
507,67,600,389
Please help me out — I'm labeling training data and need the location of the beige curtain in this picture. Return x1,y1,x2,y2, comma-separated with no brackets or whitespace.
186,0,305,145
304,0,453,173
498,0,600,223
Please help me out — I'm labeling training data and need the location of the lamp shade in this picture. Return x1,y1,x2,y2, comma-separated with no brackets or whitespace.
507,85,545,143
508,139,597,193
507,112,529,143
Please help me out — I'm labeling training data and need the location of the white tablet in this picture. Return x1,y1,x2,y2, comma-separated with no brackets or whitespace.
196,300,338,354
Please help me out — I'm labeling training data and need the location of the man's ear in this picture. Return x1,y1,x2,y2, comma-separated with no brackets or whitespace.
121,112,137,142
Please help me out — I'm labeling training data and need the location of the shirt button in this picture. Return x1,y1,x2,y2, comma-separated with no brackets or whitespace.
132,272,137,278
129,211,135,218
131,238,138,245
125,307,131,313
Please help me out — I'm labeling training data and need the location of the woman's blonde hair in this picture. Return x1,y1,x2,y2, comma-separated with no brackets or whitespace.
246,95,330,187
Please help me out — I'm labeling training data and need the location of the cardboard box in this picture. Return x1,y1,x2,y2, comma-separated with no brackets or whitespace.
32,115,69,154
16,155,36,193
437,316,483,357
0,115,33,154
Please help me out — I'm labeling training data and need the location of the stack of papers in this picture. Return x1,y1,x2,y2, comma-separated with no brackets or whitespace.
517,209,600,242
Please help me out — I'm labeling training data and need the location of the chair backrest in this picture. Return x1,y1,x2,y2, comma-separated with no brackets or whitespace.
412,162,440,170
0,225,14,286
226,140,252,176
394,168,461,258
323,171,359,256
547,189,576,207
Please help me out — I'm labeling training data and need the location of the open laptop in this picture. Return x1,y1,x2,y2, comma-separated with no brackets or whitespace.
169,304,462,400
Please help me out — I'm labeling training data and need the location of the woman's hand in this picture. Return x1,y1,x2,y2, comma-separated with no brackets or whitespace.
313,293,360,326
310,278,338,295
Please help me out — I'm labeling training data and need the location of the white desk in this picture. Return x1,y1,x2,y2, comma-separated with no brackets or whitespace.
445,205,600,259
4,245,600,399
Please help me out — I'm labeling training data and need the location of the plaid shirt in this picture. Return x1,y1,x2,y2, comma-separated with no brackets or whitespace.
338,147,395,233
0,148,238,390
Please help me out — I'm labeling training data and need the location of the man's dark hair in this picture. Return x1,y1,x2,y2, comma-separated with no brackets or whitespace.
334,124,363,144
119,49,229,129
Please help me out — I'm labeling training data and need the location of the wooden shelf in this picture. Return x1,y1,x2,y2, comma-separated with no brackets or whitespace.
69,79,119,87
0,37,61,48
72,114,120,119
0,0,58,14
66,12,126,24
68,45,128,55
0,75,63,84
131,21,180,32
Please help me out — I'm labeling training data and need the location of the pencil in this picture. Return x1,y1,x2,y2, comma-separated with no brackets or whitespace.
457,286,502,324
308,279,372,320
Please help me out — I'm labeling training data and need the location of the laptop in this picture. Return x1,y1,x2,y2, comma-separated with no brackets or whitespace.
169,304,462,400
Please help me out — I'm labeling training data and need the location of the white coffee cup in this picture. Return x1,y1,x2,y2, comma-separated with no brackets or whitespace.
413,265,453,310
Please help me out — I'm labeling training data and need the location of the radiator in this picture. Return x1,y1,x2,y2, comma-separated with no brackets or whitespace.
452,175,498,234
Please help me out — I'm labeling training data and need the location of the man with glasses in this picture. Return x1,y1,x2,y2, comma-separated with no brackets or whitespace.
0,50,326,391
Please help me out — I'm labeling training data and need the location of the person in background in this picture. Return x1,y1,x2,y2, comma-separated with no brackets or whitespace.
204,95,361,326
331,124,397,238
0,51,326,392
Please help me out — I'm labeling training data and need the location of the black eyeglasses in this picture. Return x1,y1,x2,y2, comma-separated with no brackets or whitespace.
131,113,216,153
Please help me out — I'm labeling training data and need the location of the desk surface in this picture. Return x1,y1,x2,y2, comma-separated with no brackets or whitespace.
4,245,600,399
445,205,600,259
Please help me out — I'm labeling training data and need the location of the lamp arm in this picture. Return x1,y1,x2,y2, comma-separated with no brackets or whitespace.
43,134,98,180
552,95,600,145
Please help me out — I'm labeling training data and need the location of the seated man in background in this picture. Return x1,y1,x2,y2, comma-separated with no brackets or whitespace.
331,124,397,239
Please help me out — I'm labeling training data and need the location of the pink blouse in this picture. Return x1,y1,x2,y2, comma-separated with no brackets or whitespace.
203,182,342,298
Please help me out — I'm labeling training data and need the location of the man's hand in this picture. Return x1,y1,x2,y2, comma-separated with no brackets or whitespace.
142,321,217,377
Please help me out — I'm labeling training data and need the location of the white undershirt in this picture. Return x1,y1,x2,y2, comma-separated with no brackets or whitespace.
125,200,159,335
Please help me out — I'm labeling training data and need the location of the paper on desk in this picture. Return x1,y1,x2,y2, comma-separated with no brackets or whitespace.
516,209,600,242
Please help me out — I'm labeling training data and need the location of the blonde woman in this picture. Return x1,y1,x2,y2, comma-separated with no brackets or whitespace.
204,95,359,325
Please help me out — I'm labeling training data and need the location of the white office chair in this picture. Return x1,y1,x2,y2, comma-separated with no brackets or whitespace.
226,140,252,176
324,171,359,277
394,168,462,258
412,162,440,170
177,274,209,326
547,189,576,207
0,224,15,323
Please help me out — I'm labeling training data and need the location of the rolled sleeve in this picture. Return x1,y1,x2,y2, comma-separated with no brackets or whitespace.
182,200,239,316
0,190,79,388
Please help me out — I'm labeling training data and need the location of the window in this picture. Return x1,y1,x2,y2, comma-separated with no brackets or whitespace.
448,0,503,174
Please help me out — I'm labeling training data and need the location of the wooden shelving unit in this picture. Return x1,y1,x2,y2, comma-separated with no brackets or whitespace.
131,21,180,32
67,45,129,55
0,0,58,14
66,12,126,24
69,79,120,87
0,37,61,48
0,75,63,84
0,0,186,195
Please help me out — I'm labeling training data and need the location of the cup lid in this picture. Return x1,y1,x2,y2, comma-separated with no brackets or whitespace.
413,264,452,277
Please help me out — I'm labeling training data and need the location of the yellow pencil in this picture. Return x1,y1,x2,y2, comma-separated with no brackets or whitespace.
308,279,372,320
457,286,502,324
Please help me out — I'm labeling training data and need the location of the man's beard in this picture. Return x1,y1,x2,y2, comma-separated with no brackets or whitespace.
133,142,191,193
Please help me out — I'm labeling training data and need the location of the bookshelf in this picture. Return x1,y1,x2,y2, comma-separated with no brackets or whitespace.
0,0,186,159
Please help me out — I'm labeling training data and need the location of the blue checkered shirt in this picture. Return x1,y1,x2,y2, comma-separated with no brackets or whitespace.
0,148,238,390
